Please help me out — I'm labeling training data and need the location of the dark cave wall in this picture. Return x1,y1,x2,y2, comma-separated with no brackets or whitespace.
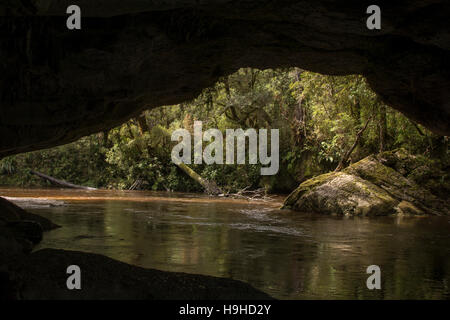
0,0,449,157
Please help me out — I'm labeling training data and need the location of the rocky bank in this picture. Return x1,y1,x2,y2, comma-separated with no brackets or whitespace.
283,149,450,216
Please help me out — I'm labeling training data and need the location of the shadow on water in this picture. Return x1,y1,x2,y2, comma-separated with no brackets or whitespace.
1,187,449,299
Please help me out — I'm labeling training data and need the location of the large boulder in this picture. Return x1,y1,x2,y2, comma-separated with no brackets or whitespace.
283,149,450,216
9,248,273,300
0,196,61,299
283,171,399,216
0,197,60,231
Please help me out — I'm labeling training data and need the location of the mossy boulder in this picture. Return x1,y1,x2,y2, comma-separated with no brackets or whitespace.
283,149,450,216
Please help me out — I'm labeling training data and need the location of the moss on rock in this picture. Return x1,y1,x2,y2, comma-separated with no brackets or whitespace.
283,149,450,216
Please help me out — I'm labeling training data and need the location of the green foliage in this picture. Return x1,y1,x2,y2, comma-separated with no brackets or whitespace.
0,157,16,174
1,68,446,193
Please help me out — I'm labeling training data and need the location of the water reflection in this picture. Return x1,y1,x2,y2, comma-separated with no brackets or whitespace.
1,188,449,299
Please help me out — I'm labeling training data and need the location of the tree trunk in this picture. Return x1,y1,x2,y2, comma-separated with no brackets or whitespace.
176,162,222,195
101,129,110,147
335,116,372,172
378,103,387,152
30,170,97,190
135,113,150,135
156,126,223,195
293,69,306,143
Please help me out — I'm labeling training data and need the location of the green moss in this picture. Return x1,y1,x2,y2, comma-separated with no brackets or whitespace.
396,201,425,216
283,150,450,215
282,171,338,209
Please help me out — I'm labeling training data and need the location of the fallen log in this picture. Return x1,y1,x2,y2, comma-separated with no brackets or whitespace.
176,161,222,195
30,170,97,190
224,186,276,202
129,178,145,190
155,126,223,195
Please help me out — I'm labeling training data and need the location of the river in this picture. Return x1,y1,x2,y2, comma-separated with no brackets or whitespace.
1,187,449,299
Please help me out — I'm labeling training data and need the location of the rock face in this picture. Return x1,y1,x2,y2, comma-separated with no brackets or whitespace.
0,196,60,262
0,196,60,264
283,149,450,216
0,196,61,299
1,1,450,157
9,248,272,300
0,197,60,231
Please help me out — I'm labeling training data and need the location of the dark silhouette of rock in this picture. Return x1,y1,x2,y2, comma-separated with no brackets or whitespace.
10,248,273,300
0,197,60,231
6,220,43,245
0,196,58,264
0,1,449,158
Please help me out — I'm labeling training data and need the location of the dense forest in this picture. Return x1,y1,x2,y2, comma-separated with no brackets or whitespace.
0,68,447,194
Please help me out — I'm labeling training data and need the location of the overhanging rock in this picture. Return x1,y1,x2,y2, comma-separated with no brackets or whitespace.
0,1,449,157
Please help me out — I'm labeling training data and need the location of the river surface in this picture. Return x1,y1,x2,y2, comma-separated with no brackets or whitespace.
1,187,449,299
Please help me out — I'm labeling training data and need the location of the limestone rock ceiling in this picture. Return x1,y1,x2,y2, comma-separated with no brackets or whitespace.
0,1,449,157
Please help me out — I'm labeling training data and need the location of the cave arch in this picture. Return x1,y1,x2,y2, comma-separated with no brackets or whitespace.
1,1,449,157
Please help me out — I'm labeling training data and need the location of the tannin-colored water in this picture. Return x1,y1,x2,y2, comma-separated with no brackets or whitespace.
1,187,449,299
